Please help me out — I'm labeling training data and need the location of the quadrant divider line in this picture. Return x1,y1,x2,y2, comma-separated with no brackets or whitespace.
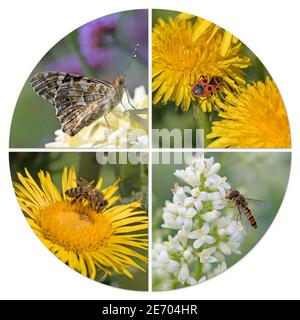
151,148,292,153
148,7,153,293
8,148,292,153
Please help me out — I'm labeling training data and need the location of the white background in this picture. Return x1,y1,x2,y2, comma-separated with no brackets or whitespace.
0,0,300,300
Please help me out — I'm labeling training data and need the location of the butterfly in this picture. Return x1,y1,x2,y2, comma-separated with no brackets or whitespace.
30,72,126,136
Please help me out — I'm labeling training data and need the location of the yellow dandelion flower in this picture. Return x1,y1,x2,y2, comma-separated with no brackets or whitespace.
13,166,148,280
207,77,291,148
152,16,250,112
176,13,239,56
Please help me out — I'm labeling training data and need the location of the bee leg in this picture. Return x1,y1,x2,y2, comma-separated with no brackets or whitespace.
92,202,100,213
70,194,81,205
89,201,95,211
95,202,102,213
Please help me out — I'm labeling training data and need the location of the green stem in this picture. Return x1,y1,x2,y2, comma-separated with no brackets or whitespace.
196,105,212,147
140,164,148,187
66,32,95,77
172,279,180,289
195,260,202,280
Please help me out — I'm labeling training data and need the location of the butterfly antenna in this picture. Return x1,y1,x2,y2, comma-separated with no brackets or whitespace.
121,43,140,77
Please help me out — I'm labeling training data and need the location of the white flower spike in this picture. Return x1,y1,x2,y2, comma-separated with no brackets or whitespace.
153,155,246,290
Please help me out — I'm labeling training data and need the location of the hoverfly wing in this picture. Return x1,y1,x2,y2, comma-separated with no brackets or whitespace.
237,206,251,230
246,198,272,209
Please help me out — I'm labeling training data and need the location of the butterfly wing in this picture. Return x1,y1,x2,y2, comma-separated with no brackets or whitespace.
31,72,119,136
30,72,91,105
54,80,116,136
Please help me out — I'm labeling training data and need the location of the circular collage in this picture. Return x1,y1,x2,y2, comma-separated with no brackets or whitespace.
9,9,291,291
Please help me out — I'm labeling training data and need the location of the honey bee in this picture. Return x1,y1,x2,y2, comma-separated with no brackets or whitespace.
65,177,108,213
226,190,271,229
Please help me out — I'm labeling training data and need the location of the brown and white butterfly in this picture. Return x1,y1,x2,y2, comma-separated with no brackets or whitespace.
30,72,126,136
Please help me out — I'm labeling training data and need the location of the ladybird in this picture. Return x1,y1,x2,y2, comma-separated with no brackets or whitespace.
192,75,223,98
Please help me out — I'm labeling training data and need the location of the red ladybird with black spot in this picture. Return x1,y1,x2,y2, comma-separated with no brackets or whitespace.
192,75,223,98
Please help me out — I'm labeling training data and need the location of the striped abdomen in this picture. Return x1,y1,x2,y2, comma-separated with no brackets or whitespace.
65,186,85,197
241,205,257,229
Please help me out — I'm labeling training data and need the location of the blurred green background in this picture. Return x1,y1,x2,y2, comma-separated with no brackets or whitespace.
152,9,271,147
10,10,148,148
10,152,148,291
153,152,291,268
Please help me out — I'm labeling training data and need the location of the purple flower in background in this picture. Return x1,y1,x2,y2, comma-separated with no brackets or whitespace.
125,10,148,63
47,54,83,74
78,13,119,68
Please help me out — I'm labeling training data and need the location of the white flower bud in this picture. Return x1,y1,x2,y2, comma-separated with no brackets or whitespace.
184,197,195,208
183,249,192,260
178,263,189,284
219,242,232,255
201,210,220,222
168,260,180,273
206,163,221,177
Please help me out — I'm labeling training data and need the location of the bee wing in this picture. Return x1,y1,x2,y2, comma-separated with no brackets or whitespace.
77,177,95,187
246,198,272,209
77,177,88,186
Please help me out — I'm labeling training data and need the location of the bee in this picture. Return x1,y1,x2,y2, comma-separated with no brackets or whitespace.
226,190,271,229
65,177,108,213
192,75,223,99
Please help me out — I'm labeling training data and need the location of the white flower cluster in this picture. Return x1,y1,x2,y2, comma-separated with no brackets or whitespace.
153,156,246,290
45,86,148,149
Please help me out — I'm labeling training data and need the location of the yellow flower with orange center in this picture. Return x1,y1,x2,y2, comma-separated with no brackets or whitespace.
13,166,148,280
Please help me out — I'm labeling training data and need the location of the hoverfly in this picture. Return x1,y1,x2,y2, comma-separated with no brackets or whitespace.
65,177,108,213
226,190,271,229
